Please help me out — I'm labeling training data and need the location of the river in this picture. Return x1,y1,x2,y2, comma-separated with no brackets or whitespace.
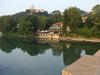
0,37,100,75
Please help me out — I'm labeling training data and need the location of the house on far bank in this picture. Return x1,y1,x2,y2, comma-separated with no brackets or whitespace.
49,22,63,34
81,12,88,23
37,22,63,39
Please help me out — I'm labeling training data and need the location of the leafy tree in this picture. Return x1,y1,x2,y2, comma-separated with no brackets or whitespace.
37,16,47,30
51,10,63,22
91,5,100,36
18,20,32,34
0,16,16,33
85,13,93,28
63,7,82,34
92,5,100,14
45,17,55,30
32,16,39,32
35,11,50,16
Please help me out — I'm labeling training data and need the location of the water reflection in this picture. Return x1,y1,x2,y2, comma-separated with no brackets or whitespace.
0,37,50,56
0,37,100,66
80,50,86,57
66,42,70,49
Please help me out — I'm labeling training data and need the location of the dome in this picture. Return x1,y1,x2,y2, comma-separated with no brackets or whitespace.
30,5,35,9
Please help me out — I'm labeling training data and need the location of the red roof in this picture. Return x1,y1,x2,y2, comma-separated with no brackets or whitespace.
52,22,63,27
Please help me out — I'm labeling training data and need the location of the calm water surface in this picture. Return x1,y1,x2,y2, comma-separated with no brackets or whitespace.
0,37,100,75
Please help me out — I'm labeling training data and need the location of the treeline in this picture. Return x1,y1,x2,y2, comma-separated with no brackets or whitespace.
63,5,100,38
0,10,63,35
0,5,100,38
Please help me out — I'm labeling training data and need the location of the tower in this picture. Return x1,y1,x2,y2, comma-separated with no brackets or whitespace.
30,4,35,9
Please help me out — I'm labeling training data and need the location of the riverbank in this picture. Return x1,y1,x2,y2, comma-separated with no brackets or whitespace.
2,34,100,43
59,36,100,43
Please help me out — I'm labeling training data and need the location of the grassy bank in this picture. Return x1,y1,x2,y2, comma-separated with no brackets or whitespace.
60,36,100,42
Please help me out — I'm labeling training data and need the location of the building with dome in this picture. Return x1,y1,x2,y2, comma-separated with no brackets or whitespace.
26,5,45,14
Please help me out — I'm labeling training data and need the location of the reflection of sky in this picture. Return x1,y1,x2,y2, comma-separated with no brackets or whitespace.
0,48,64,75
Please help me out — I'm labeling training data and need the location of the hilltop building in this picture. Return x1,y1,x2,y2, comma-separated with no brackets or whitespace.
26,5,45,14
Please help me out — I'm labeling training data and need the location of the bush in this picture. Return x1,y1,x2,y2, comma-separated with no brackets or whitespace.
76,27,94,38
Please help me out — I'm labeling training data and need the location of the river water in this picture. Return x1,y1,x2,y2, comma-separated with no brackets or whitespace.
0,37,100,75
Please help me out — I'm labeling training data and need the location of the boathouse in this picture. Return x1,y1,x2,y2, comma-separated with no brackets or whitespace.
38,22,63,39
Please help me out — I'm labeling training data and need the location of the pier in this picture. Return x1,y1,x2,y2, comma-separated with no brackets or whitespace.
62,50,100,75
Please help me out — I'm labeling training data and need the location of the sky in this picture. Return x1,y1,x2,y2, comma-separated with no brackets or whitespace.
0,0,100,16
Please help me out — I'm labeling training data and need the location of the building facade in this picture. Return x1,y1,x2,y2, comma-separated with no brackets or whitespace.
38,22,63,39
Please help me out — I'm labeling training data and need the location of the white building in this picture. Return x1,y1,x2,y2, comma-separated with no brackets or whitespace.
38,22,63,39
26,5,45,14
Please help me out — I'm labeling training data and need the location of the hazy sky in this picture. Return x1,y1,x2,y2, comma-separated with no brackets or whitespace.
0,0,100,16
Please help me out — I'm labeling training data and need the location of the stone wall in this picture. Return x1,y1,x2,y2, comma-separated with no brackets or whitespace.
62,50,100,75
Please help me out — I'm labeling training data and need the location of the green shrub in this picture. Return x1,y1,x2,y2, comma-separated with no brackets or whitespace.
76,27,94,38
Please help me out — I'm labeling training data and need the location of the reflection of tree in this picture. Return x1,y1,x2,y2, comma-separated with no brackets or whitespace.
62,41,100,66
62,45,80,66
66,42,70,49
52,48,62,56
51,43,63,56
22,43,50,56
0,37,16,53
0,37,50,56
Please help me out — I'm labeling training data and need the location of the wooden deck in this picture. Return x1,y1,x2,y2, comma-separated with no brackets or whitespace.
62,50,100,75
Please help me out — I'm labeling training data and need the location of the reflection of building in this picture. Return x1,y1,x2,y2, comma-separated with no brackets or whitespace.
37,38,59,44
66,42,70,49
0,32,3,38
38,22,63,39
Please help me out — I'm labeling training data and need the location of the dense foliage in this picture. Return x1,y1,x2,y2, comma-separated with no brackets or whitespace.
0,10,62,35
63,5,100,37
63,7,82,34
0,5,100,38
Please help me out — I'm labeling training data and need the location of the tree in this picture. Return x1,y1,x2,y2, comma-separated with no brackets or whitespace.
45,17,55,30
0,16,16,33
85,13,93,28
17,15,39,33
91,5,100,34
51,10,63,22
37,16,47,30
63,7,82,34
92,5,100,14
32,16,39,32
18,20,32,34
